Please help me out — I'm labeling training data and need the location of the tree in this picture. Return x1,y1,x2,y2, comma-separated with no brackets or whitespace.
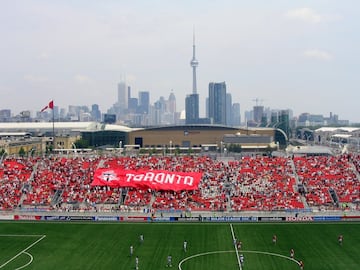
74,138,90,149
18,147,26,157
0,148,6,157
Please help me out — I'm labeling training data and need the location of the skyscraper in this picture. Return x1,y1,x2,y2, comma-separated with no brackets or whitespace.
232,103,241,126
185,94,199,124
117,81,128,111
208,82,227,125
138,91,150,114
226,93,232,126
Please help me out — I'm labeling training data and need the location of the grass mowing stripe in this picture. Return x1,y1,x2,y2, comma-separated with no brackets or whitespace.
230,223,242,270
0,235,46,269
1,222,359,269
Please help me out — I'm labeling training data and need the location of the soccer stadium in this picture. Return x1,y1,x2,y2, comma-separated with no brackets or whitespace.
1,145,360,269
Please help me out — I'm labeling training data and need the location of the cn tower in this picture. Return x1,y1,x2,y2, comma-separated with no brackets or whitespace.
190,32,199,94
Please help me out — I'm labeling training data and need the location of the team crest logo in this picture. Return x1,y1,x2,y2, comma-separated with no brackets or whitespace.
100,170,119,182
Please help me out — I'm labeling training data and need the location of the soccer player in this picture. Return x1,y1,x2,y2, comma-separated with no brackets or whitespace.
139,234,144,244
299,260,304,270
239,254,244,266
130,245,134,257
237,240,242,250
338,234,343,245
167,254,172,267
135,256,139,270
272,234,277,245
183,240,187,252
290,248,295,259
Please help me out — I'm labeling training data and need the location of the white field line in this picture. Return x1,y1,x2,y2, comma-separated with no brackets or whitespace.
15,252,33,270
230,223,242,270
242,250,300,265
178,250,300,270
0,234,45,237
0,235,46,269
178,250,234,270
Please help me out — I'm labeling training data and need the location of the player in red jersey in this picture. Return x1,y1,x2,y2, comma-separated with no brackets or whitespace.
338,234,343,245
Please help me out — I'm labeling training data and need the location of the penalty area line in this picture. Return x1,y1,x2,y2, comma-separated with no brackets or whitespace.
0,235,46,269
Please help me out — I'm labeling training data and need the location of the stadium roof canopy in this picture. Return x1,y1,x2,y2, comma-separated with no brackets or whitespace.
315,127,360,133
288,145,333,156
0,122,134,133
331,134,352,139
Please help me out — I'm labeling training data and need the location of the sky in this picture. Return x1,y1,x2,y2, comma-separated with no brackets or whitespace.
1,0,360,122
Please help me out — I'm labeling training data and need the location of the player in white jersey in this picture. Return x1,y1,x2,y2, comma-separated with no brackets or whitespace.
239,254,244,266
183,240,187,252
167,254,172,267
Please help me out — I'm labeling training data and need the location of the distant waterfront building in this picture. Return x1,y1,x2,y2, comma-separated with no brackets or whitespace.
208,82,227,125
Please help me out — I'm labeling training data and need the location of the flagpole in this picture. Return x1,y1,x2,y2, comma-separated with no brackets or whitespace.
52,104,55,152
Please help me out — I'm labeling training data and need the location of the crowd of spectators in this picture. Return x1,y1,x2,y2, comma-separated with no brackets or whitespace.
0,153,359,212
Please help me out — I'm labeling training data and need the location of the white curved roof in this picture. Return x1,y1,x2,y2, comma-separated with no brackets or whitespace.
315,127,360,133
0,122,134,133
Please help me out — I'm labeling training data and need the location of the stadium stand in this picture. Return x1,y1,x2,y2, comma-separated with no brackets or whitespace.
1,154,359,212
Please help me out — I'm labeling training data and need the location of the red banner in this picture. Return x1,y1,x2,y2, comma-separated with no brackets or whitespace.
91,169,202,191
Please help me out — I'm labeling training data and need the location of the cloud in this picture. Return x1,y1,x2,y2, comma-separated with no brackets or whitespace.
286,8,341,23
23,75,48,83
39,52,50,60
286,8,322,23
74,74,93,84
303,49,334,61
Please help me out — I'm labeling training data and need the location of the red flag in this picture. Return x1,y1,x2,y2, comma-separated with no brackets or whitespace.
41,100,54,112
48,100,54,109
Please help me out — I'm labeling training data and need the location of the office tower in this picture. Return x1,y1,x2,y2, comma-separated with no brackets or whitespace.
253,105,264,124
117,81,128,111
138,91,150,114
128,98,138,114
91,104,101,122
168,91,176,114
0,109,11,122
226,93,232,126
232,103,241,126
208,82,227,125
278,110,290,138
185,94,199,124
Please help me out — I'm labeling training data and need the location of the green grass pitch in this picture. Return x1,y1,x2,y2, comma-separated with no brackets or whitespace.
0,222,359,269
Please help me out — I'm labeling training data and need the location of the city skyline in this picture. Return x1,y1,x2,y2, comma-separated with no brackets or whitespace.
1,1,360,122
